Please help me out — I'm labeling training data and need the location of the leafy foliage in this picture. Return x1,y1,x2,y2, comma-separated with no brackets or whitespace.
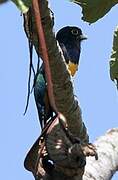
110,26,118,88
0,0,8,4
70,0,118,23
11,0,31,13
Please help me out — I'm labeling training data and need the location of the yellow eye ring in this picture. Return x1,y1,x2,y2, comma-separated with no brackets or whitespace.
71,29,78,35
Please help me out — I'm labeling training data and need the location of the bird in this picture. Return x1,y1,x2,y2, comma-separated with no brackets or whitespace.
34,26,87,128
56,26,87,76
34,65,53,128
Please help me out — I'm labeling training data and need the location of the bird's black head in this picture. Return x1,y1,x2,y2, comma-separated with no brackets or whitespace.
56,26,87,45
56,26,87,76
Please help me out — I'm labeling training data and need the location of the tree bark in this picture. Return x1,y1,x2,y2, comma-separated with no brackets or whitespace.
24,0,88,140
23,0,89,178
83,128,118,180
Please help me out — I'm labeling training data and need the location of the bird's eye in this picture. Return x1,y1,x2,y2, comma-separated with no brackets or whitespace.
71,29,78,35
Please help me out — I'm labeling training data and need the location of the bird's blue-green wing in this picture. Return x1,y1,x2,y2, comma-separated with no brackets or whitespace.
34,68,53,128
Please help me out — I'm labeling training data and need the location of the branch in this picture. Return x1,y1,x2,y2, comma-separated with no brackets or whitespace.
83,128,118,180
24,0,91,179
25,0,89,142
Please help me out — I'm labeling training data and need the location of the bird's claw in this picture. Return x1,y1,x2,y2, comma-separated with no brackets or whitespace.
81,143,98,160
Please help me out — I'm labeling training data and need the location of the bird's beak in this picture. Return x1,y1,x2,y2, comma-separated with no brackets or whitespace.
80,34,87,40
67,62,78,76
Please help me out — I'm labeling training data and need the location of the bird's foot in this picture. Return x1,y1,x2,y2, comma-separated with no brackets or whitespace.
81,143,98,160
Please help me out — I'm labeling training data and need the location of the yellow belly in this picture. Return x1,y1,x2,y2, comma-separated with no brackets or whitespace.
67,62,78,76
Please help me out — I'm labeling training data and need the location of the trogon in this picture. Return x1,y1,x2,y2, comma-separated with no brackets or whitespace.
34,26,87,128
56,26,87,76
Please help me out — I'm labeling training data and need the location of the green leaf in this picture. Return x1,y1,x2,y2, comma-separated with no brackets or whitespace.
11,0,31,13
110,26,118,88
70,0,118,23
0,0,8,4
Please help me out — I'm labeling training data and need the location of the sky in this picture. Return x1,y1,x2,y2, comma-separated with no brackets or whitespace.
0,0,118,180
